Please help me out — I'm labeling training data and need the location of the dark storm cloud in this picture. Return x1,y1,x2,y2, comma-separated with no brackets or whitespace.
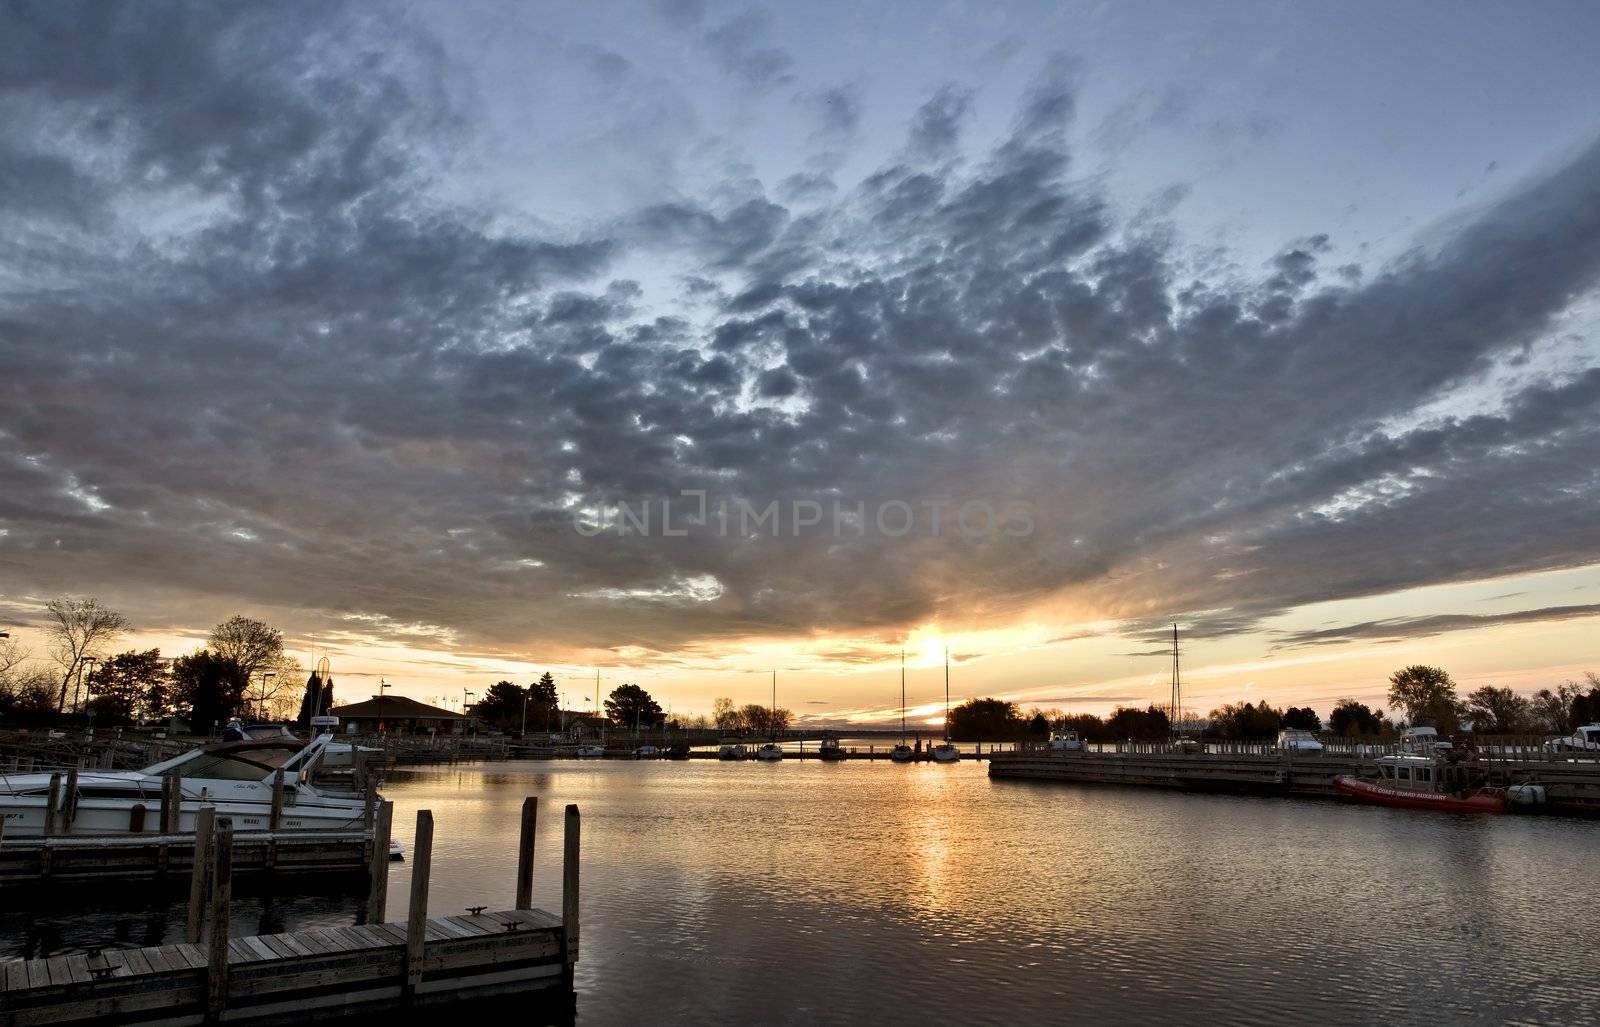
905,85,975,162
1274,604,1600,649
702,10,795,92
1,6,1599,662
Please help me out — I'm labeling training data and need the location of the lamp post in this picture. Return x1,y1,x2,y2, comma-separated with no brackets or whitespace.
463,688,476,737
520,685,530,738
378,678,390,735
256,671,276,722
75,656,99,715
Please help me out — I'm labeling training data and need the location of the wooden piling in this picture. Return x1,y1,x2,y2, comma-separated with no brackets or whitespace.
363,799,393,924
187,807,216,944
62,764,78,825
515,796,538,910
268,768,285,831
43,773,62,838
563,803,580,967
206,824,234,1020
404,809,433,996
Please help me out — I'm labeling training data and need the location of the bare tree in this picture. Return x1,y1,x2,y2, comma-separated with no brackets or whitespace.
207,615,285,683
0,637,28,682
243,654,303,721
44,596,130,712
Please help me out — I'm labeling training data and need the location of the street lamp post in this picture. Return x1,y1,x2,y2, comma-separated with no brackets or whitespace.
520,685,530,738
463,688,475,736
76,656,99,716
378,678,390,735
257,671,276,722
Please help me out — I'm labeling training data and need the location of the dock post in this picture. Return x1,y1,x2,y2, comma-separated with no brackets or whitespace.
562,803,580,970
515,796,538,910
403,809,433,997
269,768,285,831
363,799,393,925
206,824,234,1021
63,766,79,833
187,807,216,944
43,773,62,838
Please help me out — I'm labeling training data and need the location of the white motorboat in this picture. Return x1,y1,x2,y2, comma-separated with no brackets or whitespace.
634,744,660,759
0,733,370,837
754,743,783,761
575,744,606,759
1047,731,1085,752
718,743,748,760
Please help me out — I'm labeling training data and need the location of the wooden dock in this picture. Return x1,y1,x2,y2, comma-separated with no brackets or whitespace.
987,750,1600,814
0,829,375,884
0,909,567,1024
0,797,581,1025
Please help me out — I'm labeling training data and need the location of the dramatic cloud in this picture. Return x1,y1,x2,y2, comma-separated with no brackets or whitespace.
1,2,1598,669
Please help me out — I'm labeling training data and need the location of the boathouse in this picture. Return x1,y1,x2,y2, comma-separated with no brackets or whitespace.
331,695,467,735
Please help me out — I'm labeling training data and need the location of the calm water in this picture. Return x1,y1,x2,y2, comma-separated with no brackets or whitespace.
5,760,1598,1024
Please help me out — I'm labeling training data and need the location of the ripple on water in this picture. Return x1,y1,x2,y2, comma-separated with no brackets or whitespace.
5,761,1597,1024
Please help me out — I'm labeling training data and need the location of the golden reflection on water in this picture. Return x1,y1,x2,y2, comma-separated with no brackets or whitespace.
368,759,1600,1024
3,758,1595,1025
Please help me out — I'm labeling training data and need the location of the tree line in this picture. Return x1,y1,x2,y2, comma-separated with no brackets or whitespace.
940,665,1600,742
0,597,311,731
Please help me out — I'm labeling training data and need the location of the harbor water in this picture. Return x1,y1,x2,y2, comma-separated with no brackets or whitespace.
4,760,1597,1024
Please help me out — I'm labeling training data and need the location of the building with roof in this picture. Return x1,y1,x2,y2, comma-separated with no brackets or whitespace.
331,694,466,735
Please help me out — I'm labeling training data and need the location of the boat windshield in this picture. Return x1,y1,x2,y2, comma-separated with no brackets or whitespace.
151,751,287,781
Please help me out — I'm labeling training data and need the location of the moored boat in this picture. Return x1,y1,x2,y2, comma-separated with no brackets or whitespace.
754,743,783,761
818,734,847,761
575,744,606,759
0,733,370,836
1334,754,1506,813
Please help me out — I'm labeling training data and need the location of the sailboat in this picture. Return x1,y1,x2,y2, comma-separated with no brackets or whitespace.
931,645,960,763
755,670,783,761
890,651,915,763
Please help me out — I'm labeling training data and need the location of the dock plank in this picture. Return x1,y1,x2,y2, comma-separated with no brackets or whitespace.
140,947,171,972
289,931,332,955
306,928,357,953
121,949,152,975
258,935,296,959
370,923,408,946
176,943,210,969
46,956,72,986
64,955,91,985
26,959,49,989
439,916,488,938
4,959,27,992
241,937,279,962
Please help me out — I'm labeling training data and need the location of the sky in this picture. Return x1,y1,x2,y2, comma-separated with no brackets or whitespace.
1,0,1599,726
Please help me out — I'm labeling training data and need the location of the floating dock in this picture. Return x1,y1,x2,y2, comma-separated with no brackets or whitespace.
987,750,1600,815
0,797,579,1024
0,909,568,1025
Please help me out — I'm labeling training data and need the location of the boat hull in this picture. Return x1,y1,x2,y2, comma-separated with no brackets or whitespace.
1334,775,1506,814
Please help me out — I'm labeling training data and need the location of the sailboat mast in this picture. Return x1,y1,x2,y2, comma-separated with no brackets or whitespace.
771,670,776,740
900,650,907,742
944,645,950,742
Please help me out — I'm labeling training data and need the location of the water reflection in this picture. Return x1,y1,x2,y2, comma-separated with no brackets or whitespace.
4,760,1597,1024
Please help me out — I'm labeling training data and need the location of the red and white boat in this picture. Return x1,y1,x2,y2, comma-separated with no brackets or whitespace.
1335,754,1506,814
